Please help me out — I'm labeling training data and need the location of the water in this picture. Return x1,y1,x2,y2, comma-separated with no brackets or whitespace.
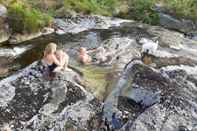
0,28,128,100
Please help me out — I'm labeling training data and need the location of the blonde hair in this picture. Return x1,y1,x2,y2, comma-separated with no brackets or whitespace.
44,43,57,56
79,47,86,53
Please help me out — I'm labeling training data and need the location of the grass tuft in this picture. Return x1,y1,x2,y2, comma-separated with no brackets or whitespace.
7,1,53,33
129,0,159,25
158,0,197,21
64,0,118,16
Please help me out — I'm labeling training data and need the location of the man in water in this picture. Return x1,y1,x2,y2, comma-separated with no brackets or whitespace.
78,47,92,65
78,46,110,65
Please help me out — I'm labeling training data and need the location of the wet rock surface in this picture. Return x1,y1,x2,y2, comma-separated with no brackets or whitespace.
0,61,102,130
8,28,55,45
158,13,197,33
154,4,197,34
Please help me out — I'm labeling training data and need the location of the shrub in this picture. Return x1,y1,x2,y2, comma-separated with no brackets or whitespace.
129,0,159,25
159,0,197,21
98,0,118,13
8,2,52,33
64,0,118,16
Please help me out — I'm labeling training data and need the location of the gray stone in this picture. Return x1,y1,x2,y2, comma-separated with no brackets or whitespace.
0,61,102,130
0,4,10,44
119,61,197,131
159,13,197,33
0,4,7,18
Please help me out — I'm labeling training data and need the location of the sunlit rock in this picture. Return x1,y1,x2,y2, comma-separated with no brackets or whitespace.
118,61,197,131
0,61,102,130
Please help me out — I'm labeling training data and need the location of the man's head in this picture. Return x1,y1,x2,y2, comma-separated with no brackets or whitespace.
79,47,87,54
44,42,57,56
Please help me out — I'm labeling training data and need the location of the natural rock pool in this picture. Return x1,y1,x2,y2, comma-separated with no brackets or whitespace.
0,15,197,130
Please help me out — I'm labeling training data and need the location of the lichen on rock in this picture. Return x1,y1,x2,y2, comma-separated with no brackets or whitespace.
118,61,197,131
0,61,102,130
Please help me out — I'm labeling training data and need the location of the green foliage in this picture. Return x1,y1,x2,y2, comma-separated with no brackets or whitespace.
126,0,197,25
129,0,159,25
25,0,63,17
7,2,52,33
64,0,118,16
159,0,197,20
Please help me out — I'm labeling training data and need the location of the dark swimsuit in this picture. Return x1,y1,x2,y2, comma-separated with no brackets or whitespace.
48,63,58,72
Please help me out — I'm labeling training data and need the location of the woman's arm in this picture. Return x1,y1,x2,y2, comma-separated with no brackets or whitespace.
52,55,61,66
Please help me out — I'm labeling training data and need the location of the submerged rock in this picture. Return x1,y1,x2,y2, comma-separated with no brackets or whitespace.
0,61,102,130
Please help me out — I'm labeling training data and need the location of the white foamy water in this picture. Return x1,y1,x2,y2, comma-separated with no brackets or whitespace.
0,48,15,57
0,45,33,57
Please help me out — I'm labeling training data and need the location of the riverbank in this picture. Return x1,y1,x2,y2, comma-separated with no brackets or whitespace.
0,0,196,46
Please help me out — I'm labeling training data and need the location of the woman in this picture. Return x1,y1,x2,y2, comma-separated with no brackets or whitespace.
43,43,61,75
